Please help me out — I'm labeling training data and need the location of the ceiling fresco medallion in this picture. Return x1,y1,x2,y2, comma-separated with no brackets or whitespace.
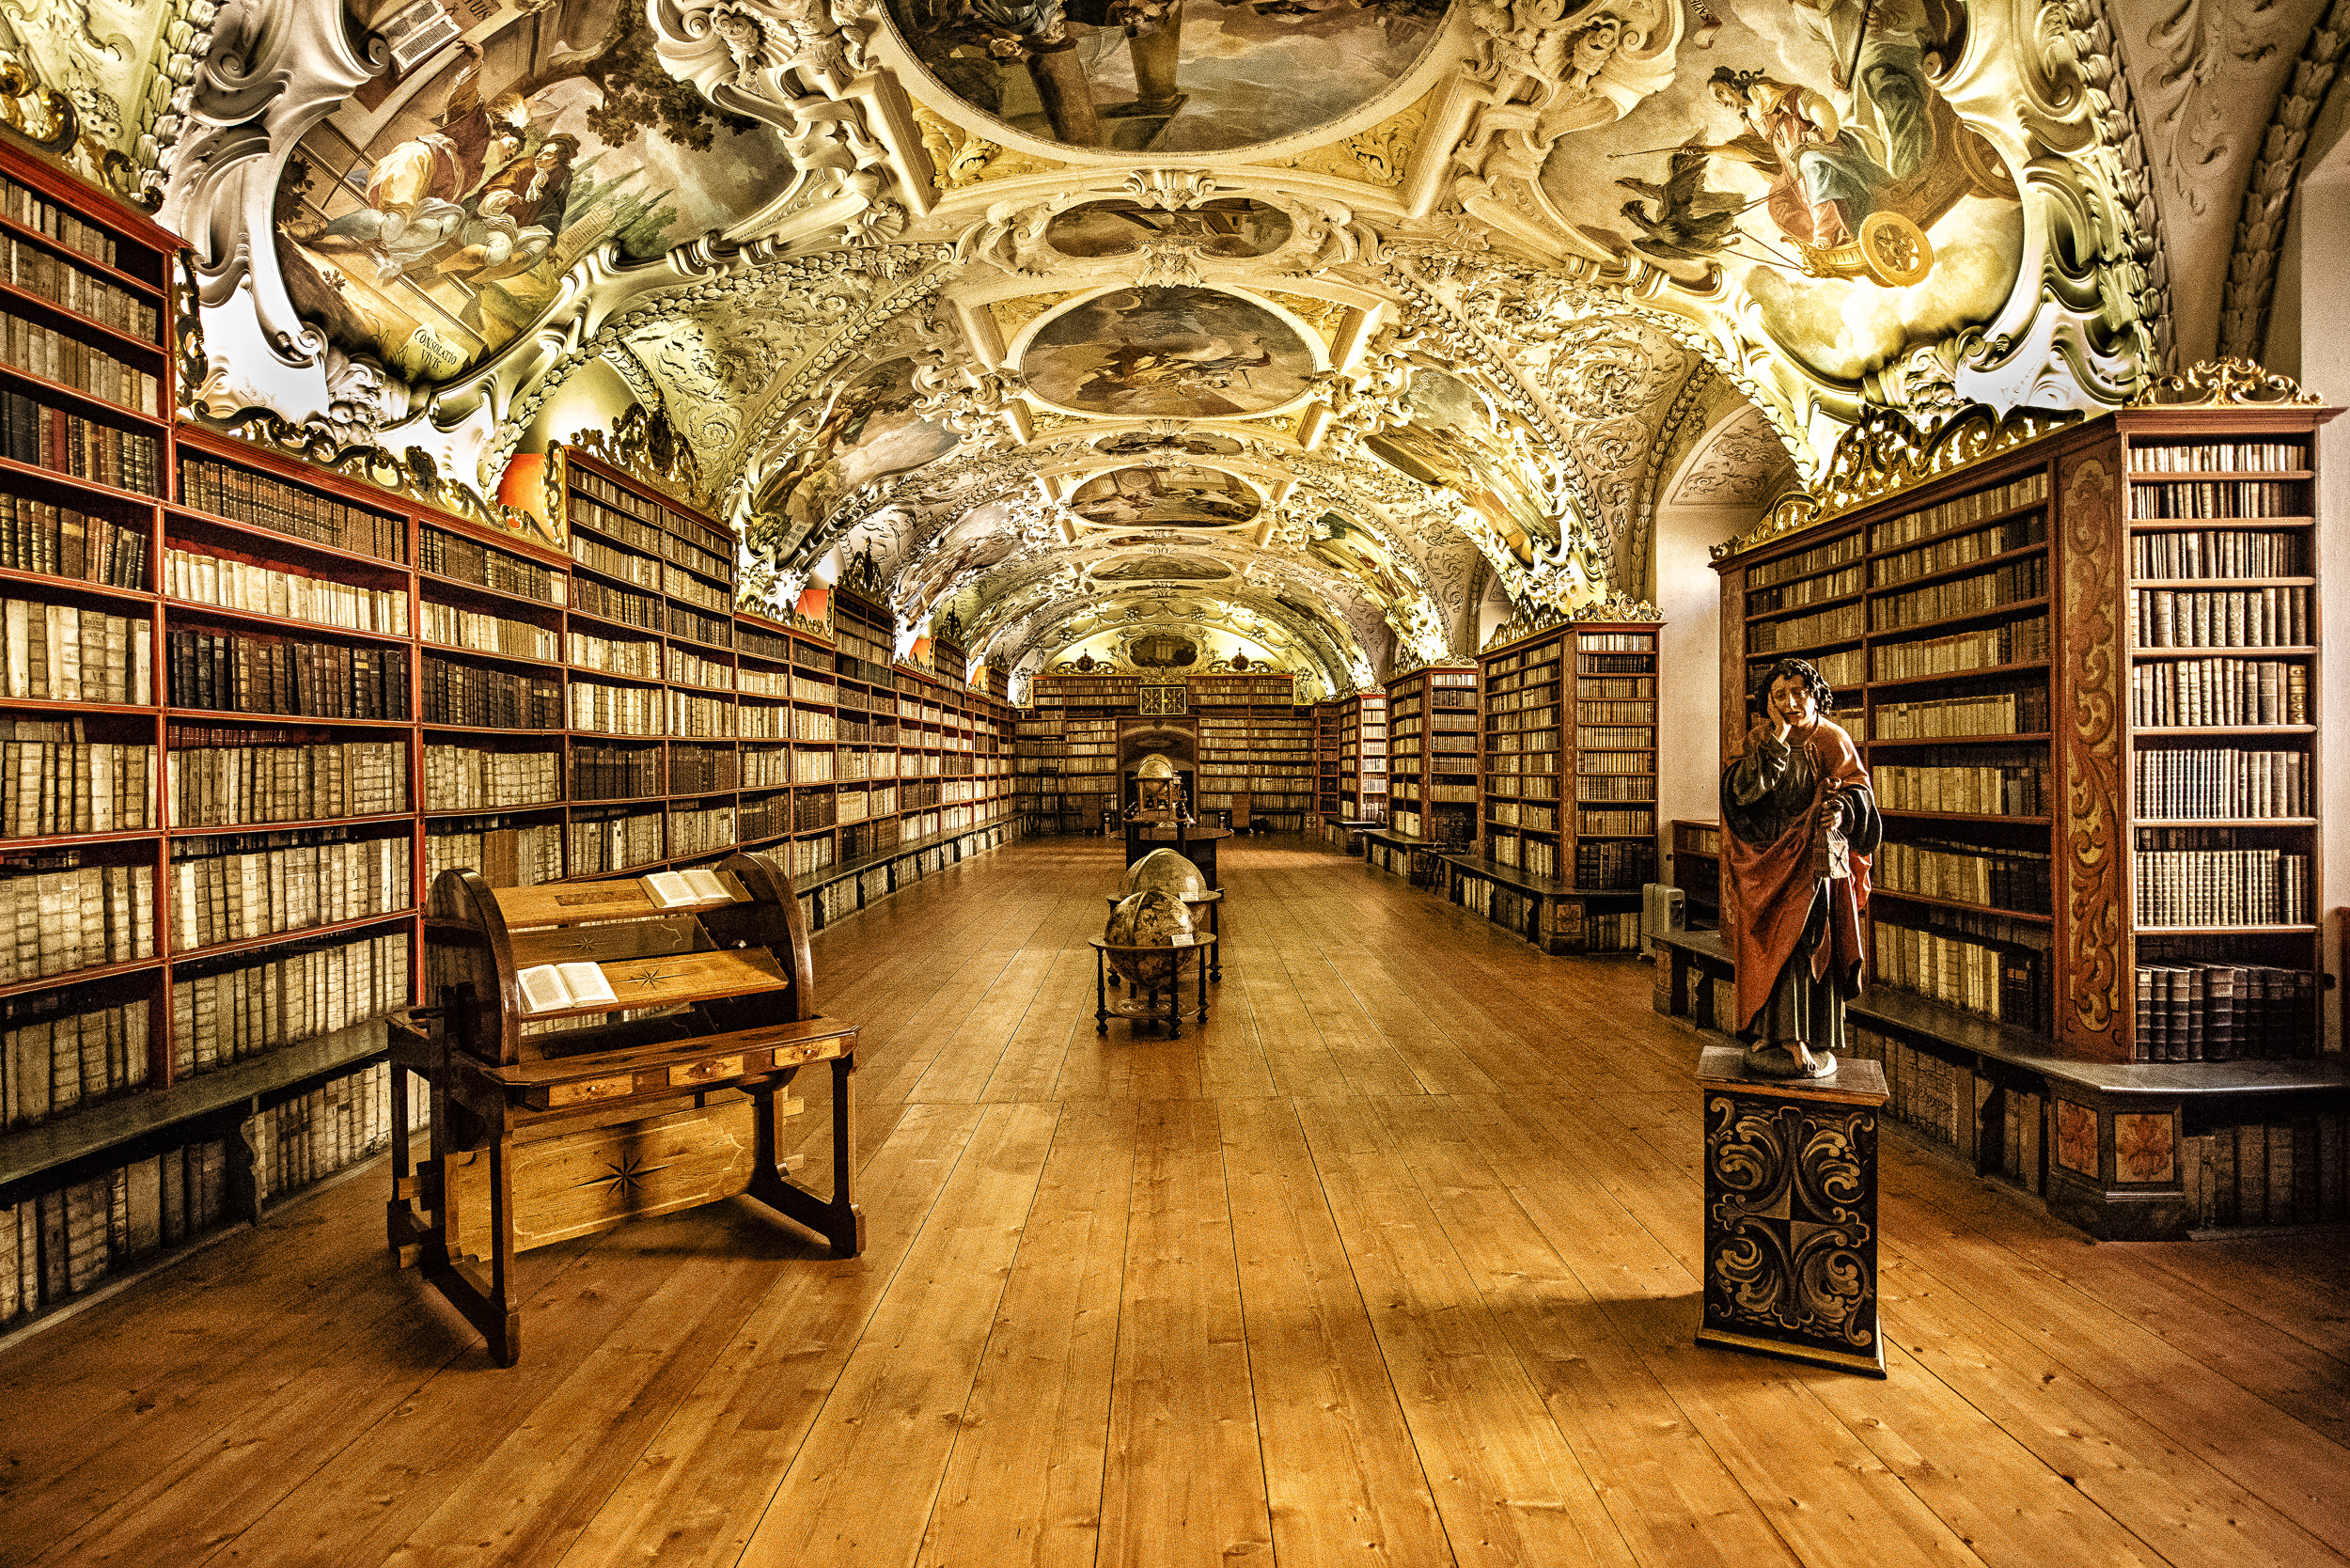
885,0,1452,154
274,16,805,384
1094,551,1234,581
1043,197,1294,259
1021,288,1318,417
1070,465,1263,527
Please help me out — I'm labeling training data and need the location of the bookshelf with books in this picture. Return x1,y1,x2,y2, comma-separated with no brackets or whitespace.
1190,674,1309,831
1312,700,1342,822
1451,621,1659,953
1381,664,1480,850
1015,674,1138,835
1710,401,2347,1238
0,142,441,1337
1334,692,1387,823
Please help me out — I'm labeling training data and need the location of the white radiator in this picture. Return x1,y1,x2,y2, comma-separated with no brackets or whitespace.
1642,883,1685,949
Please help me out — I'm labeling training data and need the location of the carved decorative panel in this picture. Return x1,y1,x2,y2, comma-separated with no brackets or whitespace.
1694,1047,1888,1377
2054,450,2127,1060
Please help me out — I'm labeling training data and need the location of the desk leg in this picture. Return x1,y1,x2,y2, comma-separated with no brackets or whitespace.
1096,948,1110,1035
1208,902,1221,982
1197,947,1210,1027
748,1056,866,1259
385,1058,426,1267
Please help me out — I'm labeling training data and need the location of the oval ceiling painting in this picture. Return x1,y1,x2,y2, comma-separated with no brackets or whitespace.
1070,466,1262,528
1046,198,1293,259
886,0,1451,154
1094,552,1234,582
1023,289,1317,417
1093,430,1245,459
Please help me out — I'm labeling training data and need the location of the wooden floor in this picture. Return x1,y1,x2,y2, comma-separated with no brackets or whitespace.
3,835,2346,1568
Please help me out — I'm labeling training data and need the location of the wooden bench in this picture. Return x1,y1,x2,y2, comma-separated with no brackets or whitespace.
1361,829,1449,889
1442,854,1611,954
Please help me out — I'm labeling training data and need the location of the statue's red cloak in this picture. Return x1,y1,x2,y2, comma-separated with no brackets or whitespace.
1722,718,1873,1036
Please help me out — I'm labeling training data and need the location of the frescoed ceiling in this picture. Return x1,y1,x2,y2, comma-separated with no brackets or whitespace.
18,0,2277,691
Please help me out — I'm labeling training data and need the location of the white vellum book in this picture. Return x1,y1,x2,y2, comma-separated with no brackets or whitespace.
516,961,619,1015
638,868,751,910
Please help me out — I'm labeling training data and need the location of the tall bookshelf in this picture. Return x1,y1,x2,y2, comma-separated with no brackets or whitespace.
1712,400,2345,1237
1334,692,1387,823
0,142,1019,1327
1015,674,1138,833
1384,664,1480,847
1474,620,1660,950
1191,673,1309,830
1312,700,1341,819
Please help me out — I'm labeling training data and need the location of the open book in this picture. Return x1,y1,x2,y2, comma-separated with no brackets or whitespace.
638,868,751,911
516,962,619,1015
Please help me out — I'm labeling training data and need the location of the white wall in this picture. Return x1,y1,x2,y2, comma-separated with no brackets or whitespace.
1653,504,1746,887
2265,90,2350,1051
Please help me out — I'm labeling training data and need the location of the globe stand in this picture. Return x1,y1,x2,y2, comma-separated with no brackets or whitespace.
1089,935,1216,1038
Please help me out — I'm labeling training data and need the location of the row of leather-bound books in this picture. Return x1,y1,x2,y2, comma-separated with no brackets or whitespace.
166,626,407,719
2134,963,2318,1061
0,307,160,415
181,455,404,563
169,932,409,1076
424,818,562,888
164,546,408,635
0,392,161,494
0,492,147,586
0,722,150,836
167,733,407,827
4,996,148,1129
0,1063,430,1325
422,655,559,729
0,863,153,985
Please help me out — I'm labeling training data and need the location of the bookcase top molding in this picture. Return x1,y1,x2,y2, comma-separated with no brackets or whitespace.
1480,589,1665,653
2128,357,2326,411
1712,400,2086,565
560,407,712,515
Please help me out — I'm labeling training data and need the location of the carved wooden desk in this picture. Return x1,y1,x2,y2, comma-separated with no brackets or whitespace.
388,850,862,1366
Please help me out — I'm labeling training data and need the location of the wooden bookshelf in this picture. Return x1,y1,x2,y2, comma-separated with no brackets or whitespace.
1710,402,2347,1238
1465,621,1660,952
0,141,1018,1330
1190,673,1308,832
1311,699,1342,820
1382,664,1479,851
1669,820,1720,929
1333,692,1387,823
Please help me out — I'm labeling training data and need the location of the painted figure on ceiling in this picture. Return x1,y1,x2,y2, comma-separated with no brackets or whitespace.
440,133,580,299
1692,65,1888,249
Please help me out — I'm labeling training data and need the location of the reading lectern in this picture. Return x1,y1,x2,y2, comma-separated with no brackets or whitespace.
389,849,861,1364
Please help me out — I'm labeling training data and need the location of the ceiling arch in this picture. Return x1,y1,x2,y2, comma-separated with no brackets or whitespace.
107,0,2170,687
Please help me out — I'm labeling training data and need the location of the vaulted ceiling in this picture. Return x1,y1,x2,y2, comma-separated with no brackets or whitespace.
24,0,2315,692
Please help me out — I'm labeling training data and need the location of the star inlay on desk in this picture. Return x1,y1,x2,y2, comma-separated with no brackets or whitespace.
620,965,686,992
576,1152,676,1202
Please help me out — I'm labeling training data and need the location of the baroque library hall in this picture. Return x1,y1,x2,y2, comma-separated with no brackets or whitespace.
3,0,2349,1563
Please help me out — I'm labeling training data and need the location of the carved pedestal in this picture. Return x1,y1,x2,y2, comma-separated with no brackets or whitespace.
1694,1043,1889,1377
